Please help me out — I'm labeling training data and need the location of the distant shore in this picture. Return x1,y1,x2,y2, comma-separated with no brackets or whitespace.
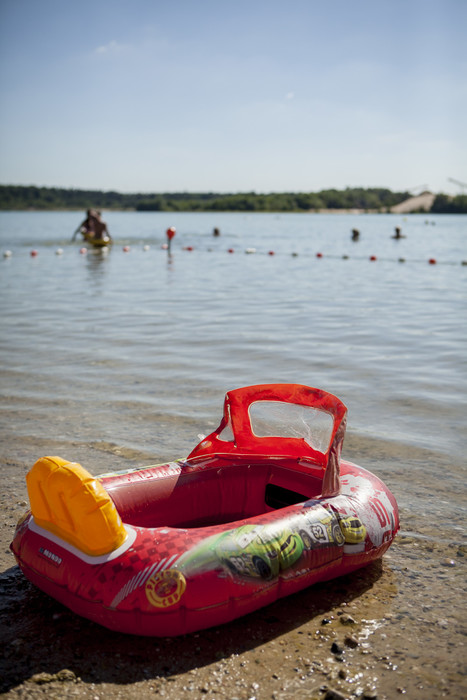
1,185,466,215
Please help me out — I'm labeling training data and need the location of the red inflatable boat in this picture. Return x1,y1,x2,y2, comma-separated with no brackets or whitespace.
11,384,399,636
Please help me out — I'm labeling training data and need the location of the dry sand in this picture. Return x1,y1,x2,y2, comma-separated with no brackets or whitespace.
390,192,436,214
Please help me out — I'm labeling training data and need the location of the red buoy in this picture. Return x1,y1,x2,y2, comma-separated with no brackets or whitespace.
30,250,38,257
316,253,323,258
428,258,437,265
268,251,275,256
370,255,377,261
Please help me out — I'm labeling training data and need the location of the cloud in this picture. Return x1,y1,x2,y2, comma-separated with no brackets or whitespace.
285,91,295,100
95,40,128,55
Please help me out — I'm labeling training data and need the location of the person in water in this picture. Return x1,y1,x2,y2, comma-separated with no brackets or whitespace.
72,209,111,242
392,226,405,239
92,210,111,240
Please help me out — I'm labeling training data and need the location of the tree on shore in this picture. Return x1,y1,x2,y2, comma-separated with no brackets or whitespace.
431,194,467,213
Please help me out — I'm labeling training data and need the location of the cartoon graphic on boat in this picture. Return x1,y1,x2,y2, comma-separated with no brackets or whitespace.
215,524,304,580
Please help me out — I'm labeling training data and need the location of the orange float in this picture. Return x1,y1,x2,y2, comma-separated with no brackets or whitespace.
10,384,399,636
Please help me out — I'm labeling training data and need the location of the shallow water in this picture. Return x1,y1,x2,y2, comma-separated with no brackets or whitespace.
1,211,466,523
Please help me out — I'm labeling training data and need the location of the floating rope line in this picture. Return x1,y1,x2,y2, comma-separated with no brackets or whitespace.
2,247,466,266
181,247,465,266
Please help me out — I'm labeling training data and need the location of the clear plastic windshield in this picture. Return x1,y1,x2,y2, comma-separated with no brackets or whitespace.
218,422,234,442
249,401,334,454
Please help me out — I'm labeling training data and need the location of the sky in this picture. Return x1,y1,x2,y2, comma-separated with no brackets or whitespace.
0,0,466,195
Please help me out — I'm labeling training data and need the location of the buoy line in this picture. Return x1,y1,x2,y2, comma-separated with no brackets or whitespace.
2,247,466,266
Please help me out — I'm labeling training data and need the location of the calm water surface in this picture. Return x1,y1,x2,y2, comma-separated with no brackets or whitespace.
1,211,466,537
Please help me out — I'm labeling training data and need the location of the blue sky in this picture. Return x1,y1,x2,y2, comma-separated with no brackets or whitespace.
1,0,466,194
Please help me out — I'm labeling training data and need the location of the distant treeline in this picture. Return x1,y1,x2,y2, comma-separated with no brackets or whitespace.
0,185,466,213
430,193,467,214
0,185,407,212
134,188,408,212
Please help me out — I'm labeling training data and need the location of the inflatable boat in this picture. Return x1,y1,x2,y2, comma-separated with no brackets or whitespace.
10,384,399,637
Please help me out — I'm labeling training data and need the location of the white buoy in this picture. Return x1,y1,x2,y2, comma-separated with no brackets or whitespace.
3,250,12,258
56,248,64,255
143,244,150,251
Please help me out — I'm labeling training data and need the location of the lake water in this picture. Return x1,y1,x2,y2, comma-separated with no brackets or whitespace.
1,211,466,536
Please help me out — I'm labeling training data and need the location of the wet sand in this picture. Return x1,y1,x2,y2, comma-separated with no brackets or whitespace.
1,438,466,700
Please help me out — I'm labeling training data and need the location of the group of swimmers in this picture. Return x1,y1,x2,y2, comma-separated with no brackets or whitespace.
72,212,224,245
351,226,405,241
73,215,407,247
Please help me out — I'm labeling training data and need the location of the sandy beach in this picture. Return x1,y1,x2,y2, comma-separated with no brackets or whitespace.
1,438,465,700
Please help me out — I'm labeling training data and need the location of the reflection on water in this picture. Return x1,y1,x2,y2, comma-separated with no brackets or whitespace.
166,250,175,271
85,247,111,288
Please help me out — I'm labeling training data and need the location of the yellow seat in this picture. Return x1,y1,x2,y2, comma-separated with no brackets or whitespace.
26,456,127,556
